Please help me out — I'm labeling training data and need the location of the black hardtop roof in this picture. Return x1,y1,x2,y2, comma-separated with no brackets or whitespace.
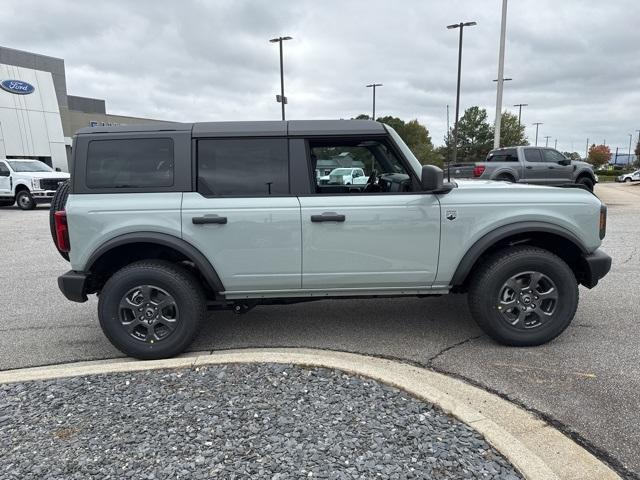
76,120,387,137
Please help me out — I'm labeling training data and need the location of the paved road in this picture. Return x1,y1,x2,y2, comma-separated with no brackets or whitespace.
0,183,638,478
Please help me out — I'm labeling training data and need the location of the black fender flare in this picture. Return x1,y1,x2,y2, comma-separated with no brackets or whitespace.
450,221,588,286
86,232,225,292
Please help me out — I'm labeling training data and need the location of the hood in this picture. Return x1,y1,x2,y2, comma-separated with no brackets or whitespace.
453,179,555,190
29,171,70,179
572,160,592,169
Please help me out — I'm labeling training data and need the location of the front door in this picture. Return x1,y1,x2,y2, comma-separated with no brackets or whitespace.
300,137,440,290
0,161,11,195
182,138,301,293
542,149,574,184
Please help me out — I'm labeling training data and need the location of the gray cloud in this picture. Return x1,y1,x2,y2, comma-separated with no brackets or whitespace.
2,0,638,153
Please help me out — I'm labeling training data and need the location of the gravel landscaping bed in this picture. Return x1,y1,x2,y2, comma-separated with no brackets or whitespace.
0,363,522,479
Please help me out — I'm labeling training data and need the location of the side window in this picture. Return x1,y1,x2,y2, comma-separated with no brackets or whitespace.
86,138,174,188
543,150,567,163
487,148,518,162
197,138,289,196
309,139,412,194
0,162,9,174
523,148,544,163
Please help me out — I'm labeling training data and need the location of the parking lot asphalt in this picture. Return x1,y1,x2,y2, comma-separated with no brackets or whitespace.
0,182,638,478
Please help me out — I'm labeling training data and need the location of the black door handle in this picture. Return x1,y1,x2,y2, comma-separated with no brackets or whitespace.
548,166,556,169
311,212,346,223
526,166,533,169
192,215,227,225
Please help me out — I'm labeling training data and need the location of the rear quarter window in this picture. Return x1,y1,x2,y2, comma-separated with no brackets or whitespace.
86,138,174,189
486,149,518,162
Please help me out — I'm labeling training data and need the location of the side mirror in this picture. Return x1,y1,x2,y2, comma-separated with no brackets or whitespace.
421,165,444,191
0,170,9,177
55,167,61,172
558,159,571,166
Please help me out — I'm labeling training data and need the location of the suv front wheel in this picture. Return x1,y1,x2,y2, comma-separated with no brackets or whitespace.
468,246,578,346
98,260,206,359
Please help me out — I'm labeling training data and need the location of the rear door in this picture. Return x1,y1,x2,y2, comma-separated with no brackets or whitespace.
298,136,440,290
542,149,574,184
522,147,550,184
181,137,302,293
0,161,10,195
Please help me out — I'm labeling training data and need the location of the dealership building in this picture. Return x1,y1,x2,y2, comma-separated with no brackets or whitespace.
0,46,167,172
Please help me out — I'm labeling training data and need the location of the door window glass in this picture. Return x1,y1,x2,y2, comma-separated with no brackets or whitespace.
543,150,568,163
523,148,544,163
86,138,174,188
486,148,518,162
310,139,412,194
0,162,9,174
197,138,289,196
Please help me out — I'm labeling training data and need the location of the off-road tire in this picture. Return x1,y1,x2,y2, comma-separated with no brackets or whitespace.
49,180,70,260
625,177,632,183
16,190,36,210
468,246,578,346
576,176,594,191
495,174,515,183
98,260,206,360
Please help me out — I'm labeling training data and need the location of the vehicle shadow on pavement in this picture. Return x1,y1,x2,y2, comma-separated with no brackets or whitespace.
191,294,485,364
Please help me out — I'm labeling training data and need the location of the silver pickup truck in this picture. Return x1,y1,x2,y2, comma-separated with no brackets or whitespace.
451,146,597,191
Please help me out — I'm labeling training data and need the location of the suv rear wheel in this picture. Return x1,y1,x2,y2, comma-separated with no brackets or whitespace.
468,246,578,346
576,176,594,191
98,260,206,359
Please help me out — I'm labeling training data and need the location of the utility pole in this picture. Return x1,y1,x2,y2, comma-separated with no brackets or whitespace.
532,122,543,146
513,103,528,127
447,21,477,167
269,36,292,120
544,135,551,147
365,83,383,121
554,138,557,150
493,0,509,149
446,104,450,146
585,138,589,160
629,133,633,162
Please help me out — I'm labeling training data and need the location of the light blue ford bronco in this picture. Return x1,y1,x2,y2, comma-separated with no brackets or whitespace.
51,120,611,359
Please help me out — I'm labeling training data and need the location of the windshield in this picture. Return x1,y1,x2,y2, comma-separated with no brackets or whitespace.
330,168,353,175
385,126,422,177
7,161,53,172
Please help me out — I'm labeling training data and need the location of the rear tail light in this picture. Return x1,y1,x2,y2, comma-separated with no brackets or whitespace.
54,210,70,252
599,204,607,240
473,165,486,177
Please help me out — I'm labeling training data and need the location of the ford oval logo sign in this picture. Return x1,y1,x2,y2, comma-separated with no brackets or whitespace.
0,80,35,95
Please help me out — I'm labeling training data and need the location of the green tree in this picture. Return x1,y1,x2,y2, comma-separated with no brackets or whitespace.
447,106,493,162
498,111,528,147
635,140,640,167
587,144,611,169
562,152,581,161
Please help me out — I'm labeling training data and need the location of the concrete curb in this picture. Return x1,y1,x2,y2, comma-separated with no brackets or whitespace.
0,348,620,480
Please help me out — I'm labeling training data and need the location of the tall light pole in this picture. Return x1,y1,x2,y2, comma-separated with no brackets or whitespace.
532,122,543,146
447,21,477,165
513,103,528,127
629,133,633,162
554,138,558,149
269,36,292,120
365,83,383,121
493,0,509,149
544,135,551,147
585,138,589,160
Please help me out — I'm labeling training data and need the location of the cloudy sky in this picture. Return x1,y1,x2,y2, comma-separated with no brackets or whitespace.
1,0,638,153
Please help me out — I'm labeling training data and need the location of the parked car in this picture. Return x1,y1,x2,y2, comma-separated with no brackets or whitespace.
451,147,597,191
51,120,610,359
319,167,368,185
0,159,70,209
617,170,640,182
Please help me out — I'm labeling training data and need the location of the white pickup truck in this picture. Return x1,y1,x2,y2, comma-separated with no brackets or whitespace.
0,159,70,210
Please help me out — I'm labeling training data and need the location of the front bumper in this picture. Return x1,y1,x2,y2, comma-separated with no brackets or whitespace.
58,270,89,302
580,249,612,289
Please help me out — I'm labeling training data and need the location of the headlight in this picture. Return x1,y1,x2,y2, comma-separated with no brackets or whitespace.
31,178,40,189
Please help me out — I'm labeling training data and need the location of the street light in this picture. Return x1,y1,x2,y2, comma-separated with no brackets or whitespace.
532,122,543,146
544,135,551,148
629,133,633,161
365,83,383,121
493,0,509,149
269,36,292,120
513,103,528,127
447,20,477,168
